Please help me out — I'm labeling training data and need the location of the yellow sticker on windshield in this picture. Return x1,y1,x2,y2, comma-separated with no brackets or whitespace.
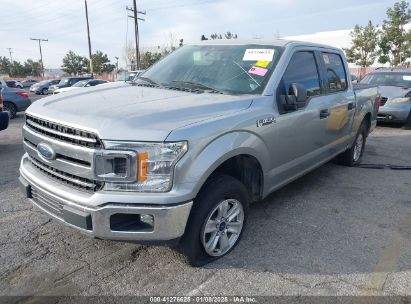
255,60,270,68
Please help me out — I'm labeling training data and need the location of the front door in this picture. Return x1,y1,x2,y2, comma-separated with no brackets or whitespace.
266,50,332,190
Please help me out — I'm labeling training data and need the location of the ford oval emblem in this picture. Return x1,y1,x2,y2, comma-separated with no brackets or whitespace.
37,143,56,161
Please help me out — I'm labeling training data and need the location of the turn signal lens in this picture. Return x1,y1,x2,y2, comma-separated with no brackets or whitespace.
138,152,148,182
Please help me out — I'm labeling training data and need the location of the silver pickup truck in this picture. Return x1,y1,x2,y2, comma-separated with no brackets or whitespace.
19,40,379,266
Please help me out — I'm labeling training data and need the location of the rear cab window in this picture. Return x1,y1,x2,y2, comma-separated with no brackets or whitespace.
321,52,347,93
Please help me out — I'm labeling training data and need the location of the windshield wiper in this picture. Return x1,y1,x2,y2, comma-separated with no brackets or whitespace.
168,80,224,94
135,76,161,87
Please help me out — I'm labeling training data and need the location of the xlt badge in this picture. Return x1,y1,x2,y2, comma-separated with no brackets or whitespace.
256,116,276,127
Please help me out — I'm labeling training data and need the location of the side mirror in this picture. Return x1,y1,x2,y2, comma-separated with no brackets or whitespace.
280,83,308,111
85,84,91,87
290,83,307,103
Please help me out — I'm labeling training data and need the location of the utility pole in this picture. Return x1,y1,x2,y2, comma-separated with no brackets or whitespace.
126,1,145,70
30,38,48,78
6,48,13,63
6,48,13,76
84,0,93,77
114,56,119,74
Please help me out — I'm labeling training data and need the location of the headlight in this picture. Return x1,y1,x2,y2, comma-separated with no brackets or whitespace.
388,97,411,103
96,141,188,192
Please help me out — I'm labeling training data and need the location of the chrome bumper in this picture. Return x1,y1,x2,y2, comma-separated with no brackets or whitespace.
19,162,193,241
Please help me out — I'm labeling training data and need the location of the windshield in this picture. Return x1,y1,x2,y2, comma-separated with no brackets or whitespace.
360,72,411,88
72,80,89,87
58,78,70,85
141,44,283,94
117,72,140,81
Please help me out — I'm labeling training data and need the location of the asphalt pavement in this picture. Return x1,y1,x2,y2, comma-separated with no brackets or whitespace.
0,95,410,297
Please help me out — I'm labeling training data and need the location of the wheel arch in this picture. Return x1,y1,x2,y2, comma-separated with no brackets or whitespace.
178,131,270,203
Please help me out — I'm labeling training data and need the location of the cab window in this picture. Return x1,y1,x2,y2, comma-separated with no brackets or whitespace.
321,53,347,92
279,51,321,98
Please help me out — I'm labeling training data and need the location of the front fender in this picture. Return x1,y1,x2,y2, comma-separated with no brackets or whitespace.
174,131,270,198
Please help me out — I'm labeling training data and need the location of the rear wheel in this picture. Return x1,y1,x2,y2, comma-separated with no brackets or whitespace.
336,122,367,166
41,88,48,95
179,174,249,266
3,102,17,119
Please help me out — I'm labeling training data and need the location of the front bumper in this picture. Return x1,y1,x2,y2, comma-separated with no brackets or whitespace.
19,159,193,241
377,105,410,123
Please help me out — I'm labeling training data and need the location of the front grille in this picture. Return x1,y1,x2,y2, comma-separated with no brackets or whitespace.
30,157,103,192
31,187,64,218
380,97,388,106
25,115,102,149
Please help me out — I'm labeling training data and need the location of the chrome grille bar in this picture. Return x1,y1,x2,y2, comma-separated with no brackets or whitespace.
25,115,101,148
26,119,97,144
30,157,102,191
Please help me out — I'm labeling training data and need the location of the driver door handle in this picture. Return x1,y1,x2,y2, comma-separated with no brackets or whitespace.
320,109,330,119
348,102,356,110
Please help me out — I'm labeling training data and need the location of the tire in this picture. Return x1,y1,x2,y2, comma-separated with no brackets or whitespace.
403,111,411,130
41,88,48,95
3,102,17,119
336,122,368,166
179,174,250,267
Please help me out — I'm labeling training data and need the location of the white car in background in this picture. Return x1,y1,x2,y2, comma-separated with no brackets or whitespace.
53,79,108,94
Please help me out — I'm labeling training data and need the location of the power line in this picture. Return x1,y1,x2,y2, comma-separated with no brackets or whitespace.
126,1,146,70
30,38,48,78
146,0,218,11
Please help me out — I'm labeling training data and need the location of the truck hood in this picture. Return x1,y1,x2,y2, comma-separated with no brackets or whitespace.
26,83,253,141
378,86,411,98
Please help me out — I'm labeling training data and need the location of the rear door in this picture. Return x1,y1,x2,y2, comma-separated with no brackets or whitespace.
317,52,355,153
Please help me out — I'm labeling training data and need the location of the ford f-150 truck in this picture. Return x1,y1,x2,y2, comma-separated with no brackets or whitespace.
19,40,379,266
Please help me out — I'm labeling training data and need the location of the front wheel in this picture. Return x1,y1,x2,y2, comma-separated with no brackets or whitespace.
336,122,367,166
3,102,17,119
41,88,48,95
180,174,249,266
403,111,411,130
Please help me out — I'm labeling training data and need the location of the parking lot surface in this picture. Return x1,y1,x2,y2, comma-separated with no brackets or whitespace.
0,96,410,296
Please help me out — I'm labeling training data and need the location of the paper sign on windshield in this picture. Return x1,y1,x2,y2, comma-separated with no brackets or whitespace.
243,49,275,61
403,75,411,81
249,66,268,77
255,60,270,68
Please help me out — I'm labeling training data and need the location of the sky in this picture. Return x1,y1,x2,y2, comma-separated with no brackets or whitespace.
0,0,401,69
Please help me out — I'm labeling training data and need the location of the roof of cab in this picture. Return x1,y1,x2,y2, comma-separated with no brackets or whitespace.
191,39,342,52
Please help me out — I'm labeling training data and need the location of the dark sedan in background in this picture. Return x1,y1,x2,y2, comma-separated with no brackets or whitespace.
0,85,32,119
0,87,10,131
360,69,411,127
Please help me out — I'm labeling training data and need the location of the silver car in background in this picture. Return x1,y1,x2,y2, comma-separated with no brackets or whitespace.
360,69,411,126
30,79,60,95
